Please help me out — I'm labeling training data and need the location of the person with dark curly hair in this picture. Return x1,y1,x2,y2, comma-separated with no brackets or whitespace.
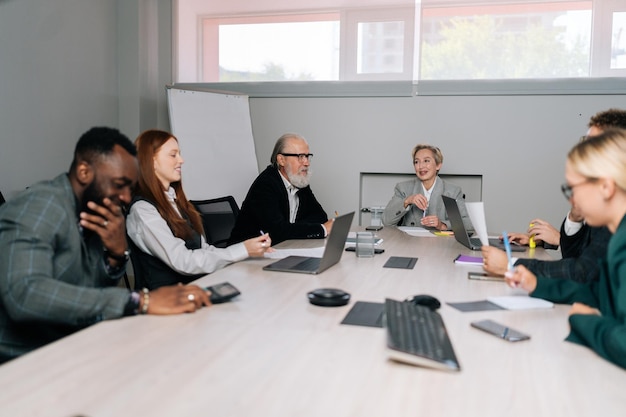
587,108,626,137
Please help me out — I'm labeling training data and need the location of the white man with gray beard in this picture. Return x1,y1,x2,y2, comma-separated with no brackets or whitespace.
228,133,333,245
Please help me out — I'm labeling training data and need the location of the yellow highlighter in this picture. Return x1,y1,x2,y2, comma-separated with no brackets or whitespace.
528,223,536,248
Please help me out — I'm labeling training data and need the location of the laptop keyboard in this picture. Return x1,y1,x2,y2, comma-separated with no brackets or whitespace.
472,237,525,252
384,299,460,372
469,237,483,247
292,257,321,271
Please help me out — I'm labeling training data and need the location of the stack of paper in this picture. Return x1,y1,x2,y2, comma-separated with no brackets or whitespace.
397,227,438,238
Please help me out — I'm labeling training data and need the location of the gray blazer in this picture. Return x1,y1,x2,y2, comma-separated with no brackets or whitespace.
382,176,473,230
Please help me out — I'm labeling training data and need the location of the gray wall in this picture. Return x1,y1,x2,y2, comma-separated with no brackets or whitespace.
1,0,624,234
0,0,119,197
248,95,626,233
0,0,171,200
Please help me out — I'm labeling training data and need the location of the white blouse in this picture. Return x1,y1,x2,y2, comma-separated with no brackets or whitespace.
126,189,248,276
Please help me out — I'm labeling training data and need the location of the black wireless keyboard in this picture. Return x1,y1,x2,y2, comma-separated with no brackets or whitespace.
384,298,461,372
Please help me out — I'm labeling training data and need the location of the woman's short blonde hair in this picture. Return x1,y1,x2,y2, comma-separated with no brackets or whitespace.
411,144,443,165
567,128,626,192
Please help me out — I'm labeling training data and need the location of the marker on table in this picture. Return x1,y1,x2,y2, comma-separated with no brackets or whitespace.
528,223,536,249
502,230,514,271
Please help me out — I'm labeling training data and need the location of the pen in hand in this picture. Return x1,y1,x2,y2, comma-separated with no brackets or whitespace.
502,231,514,271
503,231,520,288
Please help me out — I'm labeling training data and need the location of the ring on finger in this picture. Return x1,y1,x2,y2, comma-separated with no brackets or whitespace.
187,293,195,302
103,220,109,227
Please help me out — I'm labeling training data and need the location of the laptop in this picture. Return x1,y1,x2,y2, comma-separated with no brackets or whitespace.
262,211,355,274
441,196,525,252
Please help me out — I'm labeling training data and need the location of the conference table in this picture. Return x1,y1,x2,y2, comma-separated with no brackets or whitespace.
1,226,624,417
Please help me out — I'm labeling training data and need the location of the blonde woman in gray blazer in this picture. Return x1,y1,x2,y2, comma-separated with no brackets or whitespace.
382,144,473,231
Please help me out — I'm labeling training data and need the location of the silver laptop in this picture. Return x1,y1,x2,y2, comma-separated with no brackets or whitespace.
262,211,355,274
441,196,524,252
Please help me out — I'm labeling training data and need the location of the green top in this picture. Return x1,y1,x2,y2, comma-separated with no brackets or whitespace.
532,214,626,369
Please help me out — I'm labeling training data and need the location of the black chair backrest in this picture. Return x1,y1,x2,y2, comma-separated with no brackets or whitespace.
190,196,240,248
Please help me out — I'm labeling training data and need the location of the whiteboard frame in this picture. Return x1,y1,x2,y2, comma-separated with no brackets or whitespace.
166,86,259,205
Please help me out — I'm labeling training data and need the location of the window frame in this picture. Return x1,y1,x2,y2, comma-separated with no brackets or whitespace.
175,0,626,97
340,7,416,81
591,0,626,76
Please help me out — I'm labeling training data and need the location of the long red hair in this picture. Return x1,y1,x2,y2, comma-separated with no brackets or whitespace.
134,129,203,240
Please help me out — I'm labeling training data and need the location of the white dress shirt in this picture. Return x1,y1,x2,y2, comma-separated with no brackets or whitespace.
278,172,328,236
563,211,584,236
402,177,437,214
127,188,248,276
421,177,436,214
279,172,299,223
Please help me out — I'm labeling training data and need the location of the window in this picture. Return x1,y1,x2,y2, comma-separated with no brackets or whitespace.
420,2,593,79
174,0,626,83
610,11,626,69
204,14,340,82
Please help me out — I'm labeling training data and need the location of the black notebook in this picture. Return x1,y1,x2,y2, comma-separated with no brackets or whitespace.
383,256,418,269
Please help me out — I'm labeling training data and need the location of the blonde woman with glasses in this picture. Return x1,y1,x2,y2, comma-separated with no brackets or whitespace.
505,128,626,369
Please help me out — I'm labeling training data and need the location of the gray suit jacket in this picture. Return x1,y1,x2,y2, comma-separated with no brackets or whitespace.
382,176,473,230
0,174,130,363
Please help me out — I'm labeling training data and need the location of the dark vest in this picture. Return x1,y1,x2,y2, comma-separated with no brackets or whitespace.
129,197,204,290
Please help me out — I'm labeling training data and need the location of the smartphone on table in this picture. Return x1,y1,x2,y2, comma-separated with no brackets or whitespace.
467,272,503,282
205,282,241,304
471,319,530,342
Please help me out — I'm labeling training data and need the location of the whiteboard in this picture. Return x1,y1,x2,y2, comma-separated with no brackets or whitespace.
166,87,258,205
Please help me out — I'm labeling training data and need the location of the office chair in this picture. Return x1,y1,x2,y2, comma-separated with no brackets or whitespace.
190,196,240,248
127,238,149,290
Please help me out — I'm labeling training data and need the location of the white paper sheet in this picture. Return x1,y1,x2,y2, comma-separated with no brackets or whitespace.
345,232,383,246
397,226,437,237
264,246,325,259
465,202,489,246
